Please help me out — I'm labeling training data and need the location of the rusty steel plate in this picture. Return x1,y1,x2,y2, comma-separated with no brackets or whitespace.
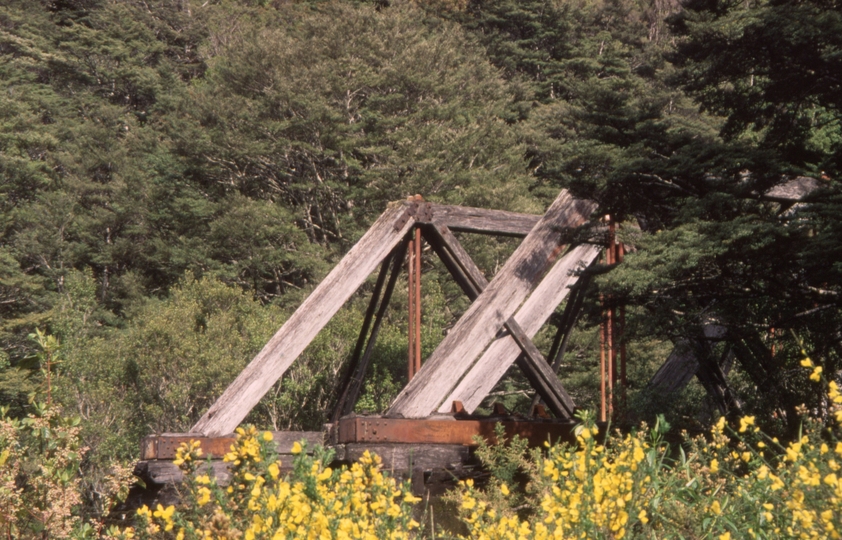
336,417,576,447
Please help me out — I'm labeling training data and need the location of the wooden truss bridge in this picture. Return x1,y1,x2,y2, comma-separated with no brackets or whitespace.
136,179,819,493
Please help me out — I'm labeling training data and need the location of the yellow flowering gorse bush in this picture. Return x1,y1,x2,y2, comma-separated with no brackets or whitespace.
119,426,421,540
456,413,658,540
456,358,842,540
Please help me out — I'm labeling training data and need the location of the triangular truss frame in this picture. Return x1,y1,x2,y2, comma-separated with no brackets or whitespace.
192,190,599,437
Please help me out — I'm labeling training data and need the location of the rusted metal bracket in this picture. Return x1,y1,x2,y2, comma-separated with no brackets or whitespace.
394,199,433,232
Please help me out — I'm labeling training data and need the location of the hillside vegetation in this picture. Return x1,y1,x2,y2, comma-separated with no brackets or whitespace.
1,0,841,535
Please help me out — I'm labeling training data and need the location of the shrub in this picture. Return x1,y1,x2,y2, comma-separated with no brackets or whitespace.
118,426,422,540
454,365,842,539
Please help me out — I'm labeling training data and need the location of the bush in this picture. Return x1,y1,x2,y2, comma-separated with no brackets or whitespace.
454,366,842,539
0,330,134,539
118,426,422,540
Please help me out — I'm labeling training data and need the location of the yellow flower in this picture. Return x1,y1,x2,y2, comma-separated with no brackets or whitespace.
710,500,722,515
317,467,332,481
800,358,814,368
719,532,731,540
197,487,211,506
291,441,303,455
710,459,719,473
263,431,274,442
153,504,174,519
638,509,649,524
739,416,755,433
153,504,176,531
500,483,510,496
810,366,822,381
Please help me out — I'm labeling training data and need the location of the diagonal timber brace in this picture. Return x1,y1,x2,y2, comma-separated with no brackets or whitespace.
191,194,595,436
432,226,601,415
192,203,418,437
387,190,597,418
424,223,581,418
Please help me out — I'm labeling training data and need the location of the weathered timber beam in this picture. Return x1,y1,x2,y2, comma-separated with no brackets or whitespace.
510,323,576,418
439,244,601,413
336,416,575,447
387,191,596,418
425,223,488,290
192,203,417,436
140,431,324,461
646,323,742,415
647,324,727,393
425,223,580,418
762,176,820,203
427,204,540,237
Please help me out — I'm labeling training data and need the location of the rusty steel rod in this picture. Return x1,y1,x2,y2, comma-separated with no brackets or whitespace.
618,241,627,410
414,227,422,376
407,231,415,380
607,218,615,419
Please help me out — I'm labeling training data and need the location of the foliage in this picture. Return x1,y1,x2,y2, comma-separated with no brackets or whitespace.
117,426,422,540
0,0,840,511
455,363,842,539
671,0,842,177
0,331,132,539
0,402,87,538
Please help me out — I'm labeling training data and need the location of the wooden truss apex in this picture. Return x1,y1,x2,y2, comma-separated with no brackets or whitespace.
192,192,596,437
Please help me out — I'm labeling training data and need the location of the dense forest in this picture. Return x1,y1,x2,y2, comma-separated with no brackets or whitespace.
1,0,841,530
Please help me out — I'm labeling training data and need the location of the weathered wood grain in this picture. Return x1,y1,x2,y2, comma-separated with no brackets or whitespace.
136,460,233,485
192,203,416,436
387,191,596,418
339,443,474,474
425,223,582,417
439,244,601,413
647,324,727,393
428,204,541,236
762,176,820,202
140,431,323,460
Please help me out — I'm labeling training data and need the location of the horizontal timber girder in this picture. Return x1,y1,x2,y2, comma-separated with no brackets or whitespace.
427,204,540,236
387,190,597,418
140,431,324,461
335,416,576,447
